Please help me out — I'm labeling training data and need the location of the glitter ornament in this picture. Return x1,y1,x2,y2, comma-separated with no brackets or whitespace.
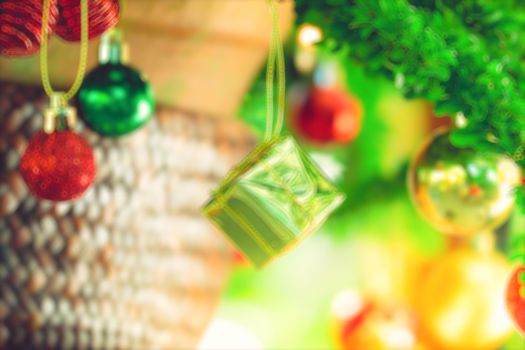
55,0,119,41
408,128,521,236
20,96,96,201
293,86,362,145
78,30,155,136
416,249,513,350
0,0,58,56
506,265,525,334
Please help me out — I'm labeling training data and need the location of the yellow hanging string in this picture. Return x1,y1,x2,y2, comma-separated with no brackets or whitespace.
118,0,126,29
41,0,89,102
265,0,286,141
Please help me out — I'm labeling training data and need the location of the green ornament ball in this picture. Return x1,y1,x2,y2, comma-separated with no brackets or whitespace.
78,63,155,136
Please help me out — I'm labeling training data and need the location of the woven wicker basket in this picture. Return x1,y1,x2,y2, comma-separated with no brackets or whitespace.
0,81,253,349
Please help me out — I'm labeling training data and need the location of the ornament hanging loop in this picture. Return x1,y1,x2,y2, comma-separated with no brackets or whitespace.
40,0,89,101
43,93,77,133
99,29,129,65
49,92,67,109
264,0,286,141
40,0,87,132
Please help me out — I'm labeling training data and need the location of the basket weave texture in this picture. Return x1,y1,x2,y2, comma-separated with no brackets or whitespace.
0,81,251,349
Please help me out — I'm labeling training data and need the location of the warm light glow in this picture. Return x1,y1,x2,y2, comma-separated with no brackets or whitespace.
331,290,365,320
455,112,467,128
198,319,264,350
295,24,324,73
426,165,466,189
297,24,323,47
310,152,344,181
379,323,416,349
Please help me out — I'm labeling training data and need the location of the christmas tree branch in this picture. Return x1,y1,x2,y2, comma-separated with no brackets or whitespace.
296,0,525,206
409,0,525,85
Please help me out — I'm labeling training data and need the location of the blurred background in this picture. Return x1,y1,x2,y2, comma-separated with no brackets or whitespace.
200,20,525,350
0,1,523,350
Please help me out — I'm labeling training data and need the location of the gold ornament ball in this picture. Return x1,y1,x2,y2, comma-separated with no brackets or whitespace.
416,249,513,350
408,129,521,236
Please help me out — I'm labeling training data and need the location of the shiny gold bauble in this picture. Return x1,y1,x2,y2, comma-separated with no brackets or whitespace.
416,249,513,350
408,129,521,236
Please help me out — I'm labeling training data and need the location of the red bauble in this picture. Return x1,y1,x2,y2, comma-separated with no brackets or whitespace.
294,87,362,144
20,131,96,201
55,0,119,42
0,0,58,56
506,265,525,334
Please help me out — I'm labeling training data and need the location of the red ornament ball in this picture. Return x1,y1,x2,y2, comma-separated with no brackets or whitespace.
293,87,362,145
20,131,96,201
0,0,58,56
55,0,120,42
506,265,525,334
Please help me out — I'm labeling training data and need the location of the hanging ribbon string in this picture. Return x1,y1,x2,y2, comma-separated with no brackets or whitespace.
41,0,89,102
265,0,286,141
117,0,125,29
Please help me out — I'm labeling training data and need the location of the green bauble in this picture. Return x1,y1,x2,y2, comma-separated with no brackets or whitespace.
78,63,155,136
